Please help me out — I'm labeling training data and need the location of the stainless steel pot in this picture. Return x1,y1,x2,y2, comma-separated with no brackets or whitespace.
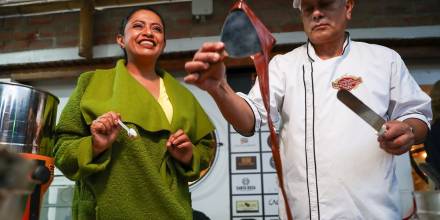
0,82,59,156
415,191,440,219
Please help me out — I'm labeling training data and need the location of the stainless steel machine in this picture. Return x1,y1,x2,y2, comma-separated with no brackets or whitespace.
0,82,59,220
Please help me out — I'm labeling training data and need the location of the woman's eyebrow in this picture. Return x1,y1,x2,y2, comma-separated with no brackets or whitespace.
130,19,145,24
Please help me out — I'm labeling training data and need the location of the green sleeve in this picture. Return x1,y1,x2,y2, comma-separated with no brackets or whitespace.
53,72,112,181
175,133,215,182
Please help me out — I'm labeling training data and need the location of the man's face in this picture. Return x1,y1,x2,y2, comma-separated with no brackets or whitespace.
300,0,353,45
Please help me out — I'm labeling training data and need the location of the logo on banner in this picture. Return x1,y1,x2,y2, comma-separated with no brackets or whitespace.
269,156,275,169
332,75,362,91
236,177,256,192
268,198,278,206
242,177,250,185
236,156,257,170
236,200,259,213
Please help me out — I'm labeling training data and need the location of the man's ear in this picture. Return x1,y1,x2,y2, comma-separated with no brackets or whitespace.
116,34,125,48
346,0,354,20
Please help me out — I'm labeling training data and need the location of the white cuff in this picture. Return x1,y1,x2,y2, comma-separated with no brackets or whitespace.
396,113,431,129
237,92,262,135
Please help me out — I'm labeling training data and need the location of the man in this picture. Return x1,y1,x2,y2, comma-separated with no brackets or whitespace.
184,0,432,219
424,80,440,180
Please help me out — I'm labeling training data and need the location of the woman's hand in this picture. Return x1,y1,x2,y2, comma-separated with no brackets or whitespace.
90,112,121,157
166,129,193,166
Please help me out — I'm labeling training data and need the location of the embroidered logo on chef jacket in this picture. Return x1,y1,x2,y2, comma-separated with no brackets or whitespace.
332,75,363,91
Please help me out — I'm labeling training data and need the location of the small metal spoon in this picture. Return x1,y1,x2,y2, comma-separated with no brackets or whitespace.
117,119,138,138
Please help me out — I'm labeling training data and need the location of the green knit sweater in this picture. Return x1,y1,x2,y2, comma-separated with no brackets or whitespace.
54,60,215,220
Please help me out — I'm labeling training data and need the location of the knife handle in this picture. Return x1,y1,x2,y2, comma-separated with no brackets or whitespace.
377,124,387,136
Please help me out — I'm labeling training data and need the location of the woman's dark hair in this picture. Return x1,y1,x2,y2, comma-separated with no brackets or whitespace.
118,7,166,61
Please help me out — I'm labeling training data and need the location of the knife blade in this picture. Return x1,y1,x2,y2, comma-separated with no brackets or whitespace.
337,89,387,136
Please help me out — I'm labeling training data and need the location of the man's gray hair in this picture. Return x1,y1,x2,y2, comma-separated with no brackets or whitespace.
292,0,301,9
293,0,348,10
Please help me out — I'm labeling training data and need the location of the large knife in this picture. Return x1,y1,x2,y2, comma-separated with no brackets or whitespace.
337,89,387,136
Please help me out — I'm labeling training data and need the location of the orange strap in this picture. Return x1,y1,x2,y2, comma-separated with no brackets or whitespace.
20,153,54,220
230,1,293,219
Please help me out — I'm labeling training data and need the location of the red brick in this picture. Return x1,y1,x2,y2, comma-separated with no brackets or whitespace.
0,0,439,54
57,37,78,48
2,17,26,30
27,15,54,26
10,32,38,41
94,36,117,45
281,23,303,32
53,12,78,23
29,39,54,50
38,31,54,38
415,0,440,14
2,40,28,52
0,32,14,41
176,18,192,26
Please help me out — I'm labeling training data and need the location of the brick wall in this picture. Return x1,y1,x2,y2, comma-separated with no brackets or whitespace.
0,0,439,53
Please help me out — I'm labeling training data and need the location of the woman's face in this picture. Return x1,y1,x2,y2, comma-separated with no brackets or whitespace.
117,9,165,62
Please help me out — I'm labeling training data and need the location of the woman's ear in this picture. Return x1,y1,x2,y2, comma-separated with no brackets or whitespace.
346,0,354,20
116,34,125,49
161,40,166,53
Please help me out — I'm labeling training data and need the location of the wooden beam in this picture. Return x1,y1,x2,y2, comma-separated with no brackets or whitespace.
0,0,184,17
10,64,111,82
79,0,94,60
11,69,81,82
0,1,80,16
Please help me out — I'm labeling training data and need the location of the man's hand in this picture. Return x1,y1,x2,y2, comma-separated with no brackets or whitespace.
184,42,228,94
167,129,193,166
90,111,121,157
378,121,415,155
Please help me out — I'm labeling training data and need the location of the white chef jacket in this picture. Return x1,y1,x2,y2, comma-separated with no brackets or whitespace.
238,35,432,220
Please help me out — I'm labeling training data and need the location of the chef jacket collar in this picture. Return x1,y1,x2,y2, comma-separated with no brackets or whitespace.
306,31,351,62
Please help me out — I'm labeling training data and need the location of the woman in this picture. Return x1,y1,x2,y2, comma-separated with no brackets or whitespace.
54,7,215,219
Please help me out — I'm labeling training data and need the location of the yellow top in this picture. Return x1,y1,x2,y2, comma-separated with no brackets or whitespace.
157,77,173,123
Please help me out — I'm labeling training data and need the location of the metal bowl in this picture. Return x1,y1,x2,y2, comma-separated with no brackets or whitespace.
415,191,440,219
0,82,59,156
